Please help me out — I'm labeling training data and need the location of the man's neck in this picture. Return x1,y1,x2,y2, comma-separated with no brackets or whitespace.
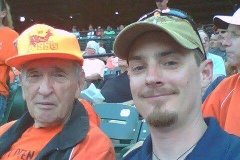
150,114,207,160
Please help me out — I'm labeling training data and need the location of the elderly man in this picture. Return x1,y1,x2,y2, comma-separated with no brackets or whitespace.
202,8,240,136
113,10,240,160
0,24,115,159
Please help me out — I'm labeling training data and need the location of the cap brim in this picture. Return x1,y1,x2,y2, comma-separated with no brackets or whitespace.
114,21,199,60
6,53,84,69
213,16,240,25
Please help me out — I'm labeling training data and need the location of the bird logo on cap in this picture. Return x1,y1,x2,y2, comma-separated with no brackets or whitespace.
30,29,53,46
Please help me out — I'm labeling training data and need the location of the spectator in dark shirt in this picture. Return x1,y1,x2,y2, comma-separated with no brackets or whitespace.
101,59,132,103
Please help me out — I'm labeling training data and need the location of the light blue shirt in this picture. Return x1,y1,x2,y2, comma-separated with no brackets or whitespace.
207,52,226,79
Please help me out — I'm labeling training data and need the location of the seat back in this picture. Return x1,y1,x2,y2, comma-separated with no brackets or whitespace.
94,103,140,142
1,85,27,125
7,85,27,122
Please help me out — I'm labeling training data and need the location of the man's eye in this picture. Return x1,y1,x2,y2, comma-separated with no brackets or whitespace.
27,73,41,78
164,61,178,66
54,73,65,77
132,66,145,72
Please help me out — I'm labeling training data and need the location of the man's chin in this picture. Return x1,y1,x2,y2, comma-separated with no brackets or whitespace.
146,110,178,128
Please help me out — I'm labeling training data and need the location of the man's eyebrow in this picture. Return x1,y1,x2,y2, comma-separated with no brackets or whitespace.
25,66,66,73
54,66,66,72
128,55,143,61
25,68,38,73
156,51,174,57
128,51,174,61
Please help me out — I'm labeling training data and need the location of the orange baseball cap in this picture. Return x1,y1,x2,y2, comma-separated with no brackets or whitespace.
5,24,84,69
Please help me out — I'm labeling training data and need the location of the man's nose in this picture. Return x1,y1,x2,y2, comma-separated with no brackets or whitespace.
145,66,163,87
38,76,53,96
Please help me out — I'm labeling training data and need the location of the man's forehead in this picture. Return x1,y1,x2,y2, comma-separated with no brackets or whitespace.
129,51,185,62
22,59,74,70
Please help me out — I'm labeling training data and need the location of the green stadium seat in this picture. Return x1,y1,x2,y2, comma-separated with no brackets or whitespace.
93,103,141,159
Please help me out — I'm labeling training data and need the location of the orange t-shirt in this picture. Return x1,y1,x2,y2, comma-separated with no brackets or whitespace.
0,27,19,97
0,121,115,160
202,73,240,136
0,122,63,160
0,27,19,62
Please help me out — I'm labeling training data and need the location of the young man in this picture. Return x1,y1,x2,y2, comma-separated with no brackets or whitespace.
0,0,19,124
202,8,240,136
113,10,240,160
0,24,115,159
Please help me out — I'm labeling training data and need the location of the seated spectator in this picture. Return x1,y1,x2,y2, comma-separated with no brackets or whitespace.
101,58,132,103
98,41,106,54
155,0,170,12
105,56,119,70
96,26,104,37
83,41,105,88
84,40,100,56
116,25,124,34
198,29,226,102
87,24,95,38
208,26,227,61
103,26,116,38
198,29,226,80
202,8,240,136
71,25,80,38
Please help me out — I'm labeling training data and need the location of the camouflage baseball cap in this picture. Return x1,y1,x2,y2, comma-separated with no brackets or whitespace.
113,12,205,60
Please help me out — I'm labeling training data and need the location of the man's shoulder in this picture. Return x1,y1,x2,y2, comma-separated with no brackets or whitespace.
123,141,144,160
123,136,152,160
71,123,115,159
87,122,112,142
204,118,240,148
205,73,239,97
123,146,142,160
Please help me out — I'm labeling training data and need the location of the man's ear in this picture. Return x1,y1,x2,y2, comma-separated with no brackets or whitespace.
200,59,213,89
19,74,26,100
75,70,85,98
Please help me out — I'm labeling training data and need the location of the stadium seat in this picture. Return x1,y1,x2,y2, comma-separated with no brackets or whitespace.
0,85,26,125
93,103,141,159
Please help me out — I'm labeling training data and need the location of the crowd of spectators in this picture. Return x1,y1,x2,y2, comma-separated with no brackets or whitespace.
71,24,124,39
